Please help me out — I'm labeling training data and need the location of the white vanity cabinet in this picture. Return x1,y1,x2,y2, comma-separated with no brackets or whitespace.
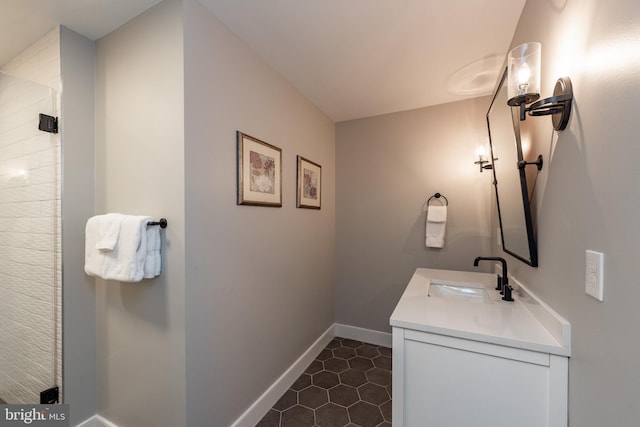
390,268,570,427
392,328,568,427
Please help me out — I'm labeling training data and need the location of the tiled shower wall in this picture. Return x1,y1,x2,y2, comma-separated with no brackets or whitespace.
0,28,62,403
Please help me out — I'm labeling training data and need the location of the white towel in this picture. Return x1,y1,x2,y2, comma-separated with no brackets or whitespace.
426,205,447,248
143,226,162,279
85,214,157,282
95,213,125,251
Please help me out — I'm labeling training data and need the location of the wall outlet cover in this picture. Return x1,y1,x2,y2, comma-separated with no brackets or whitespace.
585,250,604,301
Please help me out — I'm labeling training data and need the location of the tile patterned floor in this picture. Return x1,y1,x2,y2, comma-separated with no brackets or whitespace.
256,337,392,427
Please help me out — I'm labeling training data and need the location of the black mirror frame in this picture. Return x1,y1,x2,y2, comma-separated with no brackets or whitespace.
487,68,538,267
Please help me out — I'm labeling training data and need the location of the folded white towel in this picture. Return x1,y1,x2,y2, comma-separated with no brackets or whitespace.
95,213,125,251
144,226,161,279
85,214,155,282
154,233,161,277
427,205,447,222
426,206,447,248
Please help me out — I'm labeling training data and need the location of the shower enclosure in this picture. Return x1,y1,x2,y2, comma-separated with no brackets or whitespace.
0,71,61,404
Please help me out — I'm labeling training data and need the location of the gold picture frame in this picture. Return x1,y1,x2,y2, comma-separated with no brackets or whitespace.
237,131,282,207
296,155,321,209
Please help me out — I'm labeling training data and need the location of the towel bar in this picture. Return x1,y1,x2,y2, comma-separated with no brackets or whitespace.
147,218,168,228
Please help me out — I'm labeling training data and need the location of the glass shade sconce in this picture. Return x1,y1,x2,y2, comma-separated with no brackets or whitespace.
474,144,494,172
506,42,573,131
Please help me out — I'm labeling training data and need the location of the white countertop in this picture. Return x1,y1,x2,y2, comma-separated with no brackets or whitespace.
389,268,571,356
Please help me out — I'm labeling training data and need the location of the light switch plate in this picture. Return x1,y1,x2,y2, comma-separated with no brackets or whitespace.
585,250,604,301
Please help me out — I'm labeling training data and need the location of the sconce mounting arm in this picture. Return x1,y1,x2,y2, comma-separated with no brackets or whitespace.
511,77,573,131
517,154,543,171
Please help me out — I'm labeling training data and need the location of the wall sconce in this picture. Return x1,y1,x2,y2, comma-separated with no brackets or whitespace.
506,42,573,131
474,145,494,172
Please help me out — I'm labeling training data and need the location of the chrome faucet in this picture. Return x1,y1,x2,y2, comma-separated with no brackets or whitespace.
473,256,514,302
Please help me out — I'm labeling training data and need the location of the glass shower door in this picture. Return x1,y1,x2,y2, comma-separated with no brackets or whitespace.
0,72,60,404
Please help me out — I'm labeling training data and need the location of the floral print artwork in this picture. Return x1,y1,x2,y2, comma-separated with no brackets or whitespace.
303,168,318,199
249,150,276,194
296,155,321,209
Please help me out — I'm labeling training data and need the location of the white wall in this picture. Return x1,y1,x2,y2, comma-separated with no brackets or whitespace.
95,1,186,426
183,0,335,425
335,97,493,332
493,0,640,425
0,28,62,404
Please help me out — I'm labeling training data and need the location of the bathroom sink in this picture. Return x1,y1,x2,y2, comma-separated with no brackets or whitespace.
428,281,491,303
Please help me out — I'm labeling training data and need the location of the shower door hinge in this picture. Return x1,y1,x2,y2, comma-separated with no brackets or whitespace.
38,114,58,134
40,386,59,404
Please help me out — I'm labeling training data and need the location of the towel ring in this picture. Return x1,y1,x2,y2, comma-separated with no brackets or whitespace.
427,193,448,206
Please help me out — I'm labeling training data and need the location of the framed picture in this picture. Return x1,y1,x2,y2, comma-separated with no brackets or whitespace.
237,131,282,207
296,156,321,209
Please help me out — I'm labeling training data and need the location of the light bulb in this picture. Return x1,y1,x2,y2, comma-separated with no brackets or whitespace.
518,63,531,94
518,63,531,84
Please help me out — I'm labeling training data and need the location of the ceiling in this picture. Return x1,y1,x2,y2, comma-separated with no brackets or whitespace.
0,0,163,66
1,0,526,122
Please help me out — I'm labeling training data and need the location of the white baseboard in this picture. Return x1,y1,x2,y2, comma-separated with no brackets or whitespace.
231,324,335,427
231,322,390,426
75,415,119,427
78,323,389,427
334,323,392,348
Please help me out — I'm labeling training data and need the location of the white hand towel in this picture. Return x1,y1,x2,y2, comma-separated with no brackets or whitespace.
426,206,447,248
85,215,153,282
94,213,125,251
427,205,447,223
85,216,103,273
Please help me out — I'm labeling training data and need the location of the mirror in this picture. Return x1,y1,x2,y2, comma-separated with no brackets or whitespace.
487,68,538,266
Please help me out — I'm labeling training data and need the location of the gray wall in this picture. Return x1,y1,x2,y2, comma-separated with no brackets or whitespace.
61,1,640,425
183,0,335,425
335,98,493,333
60,27,97,425
94,1,186,426
492,0,640,425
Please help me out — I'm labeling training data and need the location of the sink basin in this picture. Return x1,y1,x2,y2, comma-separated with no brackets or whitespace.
428,281,491,303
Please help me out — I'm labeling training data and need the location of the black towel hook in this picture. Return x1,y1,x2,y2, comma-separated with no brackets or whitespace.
427,193,448,206
147,218,168,229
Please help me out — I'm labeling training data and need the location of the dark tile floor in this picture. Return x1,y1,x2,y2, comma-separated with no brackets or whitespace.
256,337,392,427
